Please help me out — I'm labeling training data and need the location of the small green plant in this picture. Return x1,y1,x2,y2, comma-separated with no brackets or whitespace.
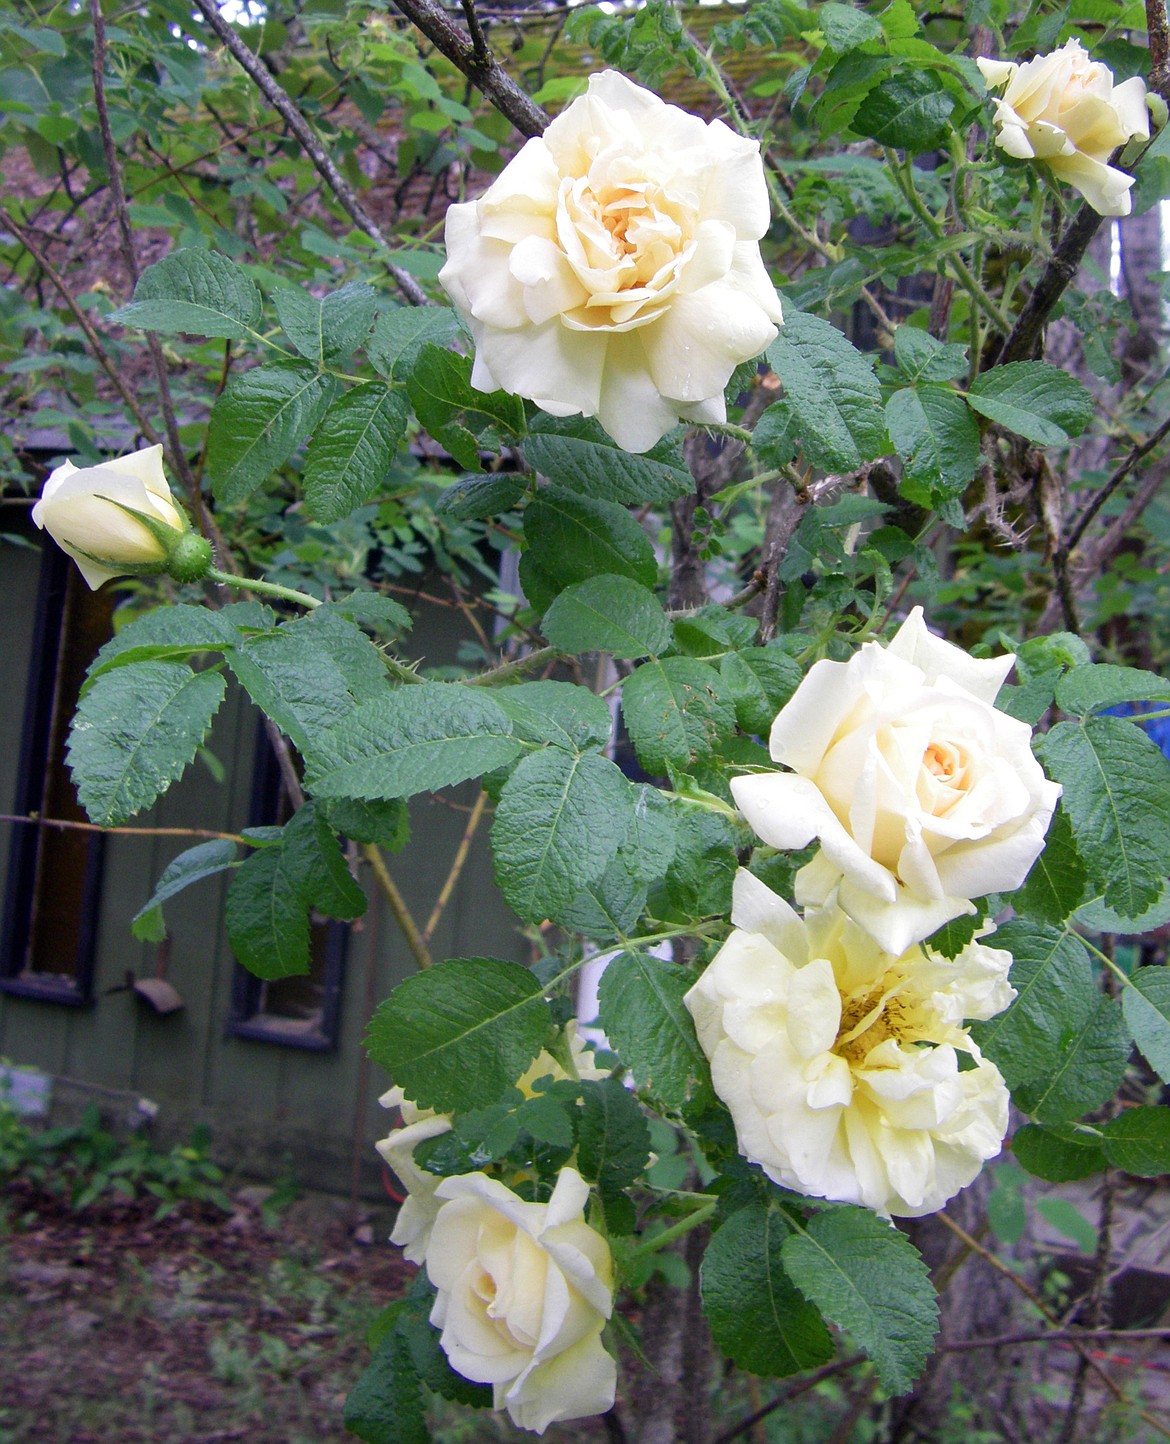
0,1102,233,1219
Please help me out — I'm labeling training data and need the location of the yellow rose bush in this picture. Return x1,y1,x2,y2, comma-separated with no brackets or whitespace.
731,607,1061,955
438,69,783,453
978,40,1149,216
424,1167,616,1434
685,871,1012,1217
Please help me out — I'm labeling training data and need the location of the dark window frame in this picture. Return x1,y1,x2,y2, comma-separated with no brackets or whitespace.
225,728,348,1052
0,543,106,1006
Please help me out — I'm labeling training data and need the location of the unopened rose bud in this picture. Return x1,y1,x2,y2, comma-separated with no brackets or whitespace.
31,443,206,589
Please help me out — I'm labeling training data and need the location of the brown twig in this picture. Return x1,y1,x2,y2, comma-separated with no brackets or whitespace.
0,813,247,844
940,1326,1170,1351
937,1213,1170,1440
422,788,487,946
361,842,433,971
1063,411,1170,557
185,0,430,306
391,0,549,138
89,0,204,526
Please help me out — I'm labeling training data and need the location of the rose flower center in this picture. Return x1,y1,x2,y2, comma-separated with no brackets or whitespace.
834,987,912,1066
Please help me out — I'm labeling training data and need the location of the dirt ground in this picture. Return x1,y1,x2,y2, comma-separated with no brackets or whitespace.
0,1178,414,1444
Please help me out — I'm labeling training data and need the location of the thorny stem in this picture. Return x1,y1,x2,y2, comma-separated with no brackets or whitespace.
186,0,430,306
992,202,1103,367
464,644,560,686
205,566,322,610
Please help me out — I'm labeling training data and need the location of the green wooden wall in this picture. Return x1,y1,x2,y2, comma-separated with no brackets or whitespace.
0,538,528,1198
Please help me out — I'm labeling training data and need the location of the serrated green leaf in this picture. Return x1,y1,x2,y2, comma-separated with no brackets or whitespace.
597,951,711,1109
109,248,264,340
406,344,525,469
577,1078,651,1192
298,610,389,703
1013,997,1130,1124
281,802,366,922
306,684,522,801
492,680,613,752
892,328,969,382
273,280,375,365
1123,967,1170,1083
618,784,679,886
435,473,527,520
885,384,981,503
543,576,670,659
491,750,633,924
656,810,741,921
227,625,363,756
1055,663,1170,718
702,1203,834,1378
302,383,410,521
398,1308,493,1410
767,313,886,471
925,908,984,959
720,646,802,737
1012,1124,1107,1183
522,486,657,610
622,657,735,775
1038,717,1170,919
322,591,412,639
1077,881,1170,934
1101,1107,1170,1177
523,414,691,505
85,604,240,685
365,957,551,1113
344,1329,429,1444
1013,805,1086,926
781,1207,938,1395
853,70,955,152
225,845,311,980
560,859,648,940
968,921,1095,1088
320,797,410,853
367,306,460,381
132,838,239,924
968,362,1095,445
68,662,227,826
819,2,883,50
207,360,336,504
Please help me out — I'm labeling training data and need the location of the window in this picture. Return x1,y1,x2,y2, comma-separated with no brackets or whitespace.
225,729,349,1050
1,544,114,1004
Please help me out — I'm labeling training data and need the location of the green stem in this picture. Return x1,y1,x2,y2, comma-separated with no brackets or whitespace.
631,1200,718,1258
699,418,755,445
1077,930,1132,988
206,566,322,610
465,645,561,686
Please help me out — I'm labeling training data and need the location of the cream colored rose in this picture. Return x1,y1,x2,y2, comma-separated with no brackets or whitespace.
31,443,187,589
438,69,783,454
376,1024,608,1265
978,40,1149,216
425,1167,616,1434
730,607,1061,955
684,870,1012,1217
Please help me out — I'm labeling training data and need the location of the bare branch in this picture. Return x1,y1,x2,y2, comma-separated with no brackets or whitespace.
186,0,430,306
1148,0,1170,103
90,0,204,524
392,0,550,138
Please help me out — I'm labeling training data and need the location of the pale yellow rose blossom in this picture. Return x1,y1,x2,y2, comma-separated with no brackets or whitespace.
425,1167,616,1433
438,69,783,453
730,607,1061,955
684,870,1013,1217
32,444,188,589
376,1023,607,1265
978,40,1149,217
